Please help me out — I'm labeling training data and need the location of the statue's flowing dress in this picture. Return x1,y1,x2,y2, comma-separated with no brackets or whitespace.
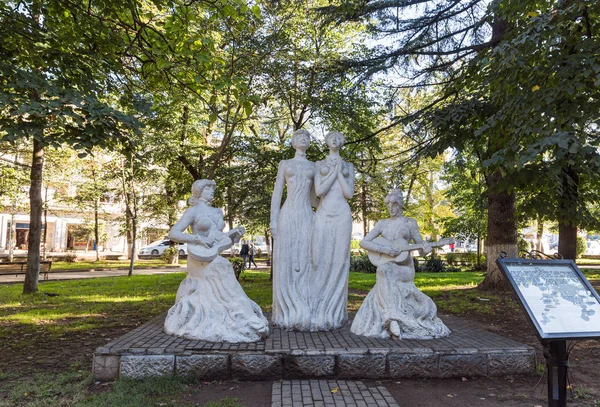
164,204,268,342
309,160,352,331
272,159,316,330
350,218,450,339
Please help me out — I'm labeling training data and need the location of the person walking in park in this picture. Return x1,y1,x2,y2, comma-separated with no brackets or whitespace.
248,243,258,268
240,240,250,268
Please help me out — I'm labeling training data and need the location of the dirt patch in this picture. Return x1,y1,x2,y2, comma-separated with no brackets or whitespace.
2,284,600,406
180,381,272,407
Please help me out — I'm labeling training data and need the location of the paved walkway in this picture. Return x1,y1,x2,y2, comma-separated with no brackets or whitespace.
272,380,399,407
0,264,270,284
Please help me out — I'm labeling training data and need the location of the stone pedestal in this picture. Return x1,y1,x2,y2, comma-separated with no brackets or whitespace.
93,313,536,381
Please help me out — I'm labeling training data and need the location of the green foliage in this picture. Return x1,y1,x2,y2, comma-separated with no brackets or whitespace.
162,247,179,263
420,256,445,273
0,1,140,149
349,252,377,273
63,250,78,263
445,253,456,265
230,257,244,280
518,235,532,252
577,236,588,259
418,256,461,273
441,153,487,242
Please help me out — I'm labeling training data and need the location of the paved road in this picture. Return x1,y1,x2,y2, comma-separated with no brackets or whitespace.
0,264,270,284
0,266,185,284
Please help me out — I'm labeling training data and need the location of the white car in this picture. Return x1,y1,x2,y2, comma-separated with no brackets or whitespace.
139,239,187,256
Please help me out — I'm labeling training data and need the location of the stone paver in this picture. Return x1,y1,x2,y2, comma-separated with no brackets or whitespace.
96,313,530,356
94,312,536,380
272,380,399,407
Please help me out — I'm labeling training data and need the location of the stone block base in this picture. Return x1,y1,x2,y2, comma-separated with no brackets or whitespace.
93,314,536,381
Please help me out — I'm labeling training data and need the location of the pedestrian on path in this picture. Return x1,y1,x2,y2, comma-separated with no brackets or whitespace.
240,240,249,268
248,243,258,268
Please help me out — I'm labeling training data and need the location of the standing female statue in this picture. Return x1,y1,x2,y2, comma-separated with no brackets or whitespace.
351,189,450,339
270,130,319,330
309,131,354,331
164,179,269,342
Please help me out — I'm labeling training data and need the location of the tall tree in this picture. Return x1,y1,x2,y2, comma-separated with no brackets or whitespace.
324,0,600,288
0,1,139,293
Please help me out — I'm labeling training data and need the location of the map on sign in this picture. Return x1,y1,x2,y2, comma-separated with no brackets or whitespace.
504,263,600,337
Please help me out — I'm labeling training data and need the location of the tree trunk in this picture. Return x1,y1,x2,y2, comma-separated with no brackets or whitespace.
24,139,44,294
124,192,134,260
361,182,368,236
476,232,481,270
169,240,179,265
536,219,544,252
264,228,271,258
94,199,100,262
43,186,48,260
558,165,579,260
8,211,16,262
128,215,136,276
479,171,517,291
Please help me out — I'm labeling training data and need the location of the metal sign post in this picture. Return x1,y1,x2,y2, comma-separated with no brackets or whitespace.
544,340,568,407
496,255,600,407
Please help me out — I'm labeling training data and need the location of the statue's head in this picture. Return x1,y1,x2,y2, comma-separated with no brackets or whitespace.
189,179,216,206
385,189,404,217
291,129,311,151
325,131,345,151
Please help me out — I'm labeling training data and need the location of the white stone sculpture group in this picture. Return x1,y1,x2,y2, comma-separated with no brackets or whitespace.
270,130,354,331
164,130,449,343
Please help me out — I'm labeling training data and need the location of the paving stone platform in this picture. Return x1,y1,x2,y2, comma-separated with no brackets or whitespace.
93,313,536,381
272,380,399,407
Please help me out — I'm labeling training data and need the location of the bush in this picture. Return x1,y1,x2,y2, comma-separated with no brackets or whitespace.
445,252,456,265
230,257,244,280
417,255,461,273
518,235,531,252
413,257,421,272
162,247,178,263
577,236,587,258
349,252,377,273
63,250,77,263
420,256,445,273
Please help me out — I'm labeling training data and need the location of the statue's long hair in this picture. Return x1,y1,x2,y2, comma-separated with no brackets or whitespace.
189,179,216,206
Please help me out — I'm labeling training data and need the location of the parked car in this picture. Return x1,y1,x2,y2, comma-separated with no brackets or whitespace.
138,239,187,256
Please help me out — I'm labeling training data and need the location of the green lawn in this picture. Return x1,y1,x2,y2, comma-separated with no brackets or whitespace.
1,269,598,406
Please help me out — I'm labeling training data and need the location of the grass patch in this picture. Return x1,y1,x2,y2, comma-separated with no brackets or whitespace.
1,267,598,406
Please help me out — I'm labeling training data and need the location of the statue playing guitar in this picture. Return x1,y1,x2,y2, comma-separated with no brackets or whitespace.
350,189,452,339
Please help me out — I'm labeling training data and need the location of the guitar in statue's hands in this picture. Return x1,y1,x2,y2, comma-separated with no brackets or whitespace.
367,237,456,267
188,226,246,262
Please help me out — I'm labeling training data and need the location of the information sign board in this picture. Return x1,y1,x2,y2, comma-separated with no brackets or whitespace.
496,258,600,341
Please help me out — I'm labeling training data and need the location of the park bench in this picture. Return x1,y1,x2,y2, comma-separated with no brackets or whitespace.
0,261,53,280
